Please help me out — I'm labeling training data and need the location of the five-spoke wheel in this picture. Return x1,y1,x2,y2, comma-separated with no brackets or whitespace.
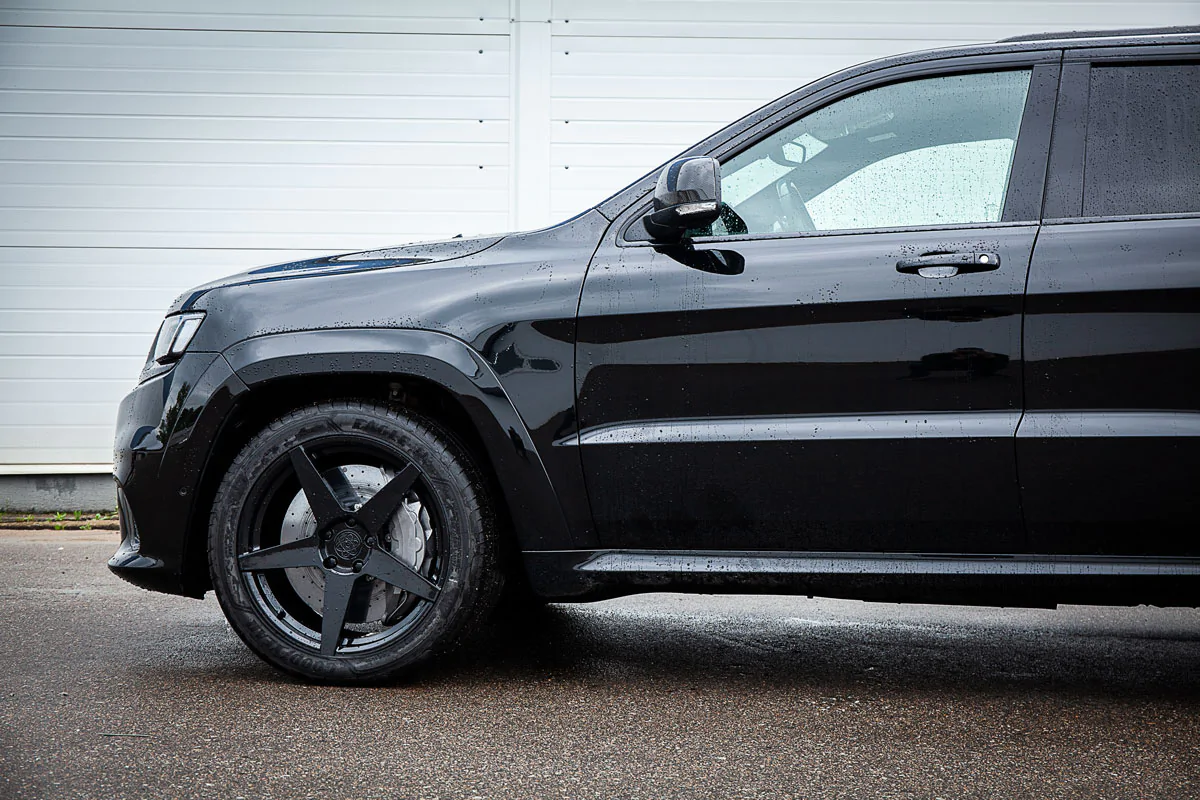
237,445,440,655
208,401,502,682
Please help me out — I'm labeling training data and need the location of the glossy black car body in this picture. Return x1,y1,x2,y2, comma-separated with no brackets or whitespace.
112,27,1200,609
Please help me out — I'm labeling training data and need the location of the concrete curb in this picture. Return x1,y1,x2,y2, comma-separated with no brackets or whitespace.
0,518,119,531
0,474,116,513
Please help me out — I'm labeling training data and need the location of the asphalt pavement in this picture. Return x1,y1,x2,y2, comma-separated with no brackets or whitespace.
2,529,1199,799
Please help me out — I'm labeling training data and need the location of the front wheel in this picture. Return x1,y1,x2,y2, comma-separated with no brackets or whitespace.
208,401,503,682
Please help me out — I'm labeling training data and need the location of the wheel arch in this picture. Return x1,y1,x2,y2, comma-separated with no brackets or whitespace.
184,328,576,595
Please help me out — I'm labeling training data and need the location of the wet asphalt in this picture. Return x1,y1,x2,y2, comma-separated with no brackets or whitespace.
1,531,1199,799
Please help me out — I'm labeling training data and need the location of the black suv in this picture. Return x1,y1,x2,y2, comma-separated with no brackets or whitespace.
111,27,1200,682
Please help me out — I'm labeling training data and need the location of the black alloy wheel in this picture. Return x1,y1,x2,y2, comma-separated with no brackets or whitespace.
208,401,503,682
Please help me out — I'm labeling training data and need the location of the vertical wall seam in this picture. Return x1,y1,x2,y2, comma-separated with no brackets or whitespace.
509,0,553,231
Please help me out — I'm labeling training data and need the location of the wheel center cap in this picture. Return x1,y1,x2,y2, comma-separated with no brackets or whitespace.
331,529,365,562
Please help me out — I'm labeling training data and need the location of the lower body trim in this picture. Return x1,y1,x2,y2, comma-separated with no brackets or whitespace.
576,550,1200,577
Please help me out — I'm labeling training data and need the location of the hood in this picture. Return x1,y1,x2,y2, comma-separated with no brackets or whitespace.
172,208,613,359
168,235,504,313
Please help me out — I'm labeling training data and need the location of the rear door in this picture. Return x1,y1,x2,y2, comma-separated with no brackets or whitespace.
1020,45,1200,556
575,54,1060,554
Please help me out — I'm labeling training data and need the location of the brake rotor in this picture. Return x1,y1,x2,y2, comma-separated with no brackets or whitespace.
278,464,432,625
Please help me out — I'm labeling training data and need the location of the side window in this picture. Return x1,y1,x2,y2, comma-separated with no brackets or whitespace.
706,70,1031,236
1083,62,1200,218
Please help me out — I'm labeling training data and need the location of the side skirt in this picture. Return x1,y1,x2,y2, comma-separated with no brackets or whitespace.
522,549,1200,608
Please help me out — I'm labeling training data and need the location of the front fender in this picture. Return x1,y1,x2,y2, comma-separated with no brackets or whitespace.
222,328,590,551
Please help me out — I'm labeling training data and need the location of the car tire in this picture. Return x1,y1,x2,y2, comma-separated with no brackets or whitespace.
208,400,503,683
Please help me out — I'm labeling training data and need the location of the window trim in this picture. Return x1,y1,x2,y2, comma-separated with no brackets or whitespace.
620,218,1038,249
1044,211,1200,226
616,56,1061,247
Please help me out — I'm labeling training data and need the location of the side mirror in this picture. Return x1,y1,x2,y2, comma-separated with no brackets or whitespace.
643,157,721,242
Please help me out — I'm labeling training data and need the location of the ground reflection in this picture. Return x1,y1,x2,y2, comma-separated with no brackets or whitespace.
423,598,1200,699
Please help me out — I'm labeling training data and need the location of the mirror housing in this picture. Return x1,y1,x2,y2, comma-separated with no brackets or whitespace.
643,157,721,242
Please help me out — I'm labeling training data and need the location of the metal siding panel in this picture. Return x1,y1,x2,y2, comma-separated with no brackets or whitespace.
0,380,133,404
0,0,512,33
2,311,167,335
3,287,175,310
0,25,512,247
0,334,154,358
0,447,119,464
0,8,512,467
0,356,143,381
550,1,1200,39
0,402,118,427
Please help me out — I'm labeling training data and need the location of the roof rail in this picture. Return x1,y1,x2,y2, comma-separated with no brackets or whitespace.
999,25,1200,43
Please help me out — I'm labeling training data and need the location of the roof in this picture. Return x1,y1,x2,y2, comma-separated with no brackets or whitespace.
999,25,1200,44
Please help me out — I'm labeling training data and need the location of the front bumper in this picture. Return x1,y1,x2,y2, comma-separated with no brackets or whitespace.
108,352,246,597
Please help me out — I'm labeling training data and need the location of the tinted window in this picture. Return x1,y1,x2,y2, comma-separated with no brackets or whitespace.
705,70,1031,236
1084,63,1200,217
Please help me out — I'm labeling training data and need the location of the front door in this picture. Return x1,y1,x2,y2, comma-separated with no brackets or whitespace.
575,61,1058,554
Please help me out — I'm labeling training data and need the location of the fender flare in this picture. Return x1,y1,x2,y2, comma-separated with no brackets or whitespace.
222,328,582,551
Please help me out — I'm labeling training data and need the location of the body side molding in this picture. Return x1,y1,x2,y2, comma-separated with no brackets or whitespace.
564,410,1021,446
563,409,1200,446
520,548,1200,605
1017,410,1200,438
575,549,1200,576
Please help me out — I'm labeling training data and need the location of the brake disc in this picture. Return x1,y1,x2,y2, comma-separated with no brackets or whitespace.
278,464,431,625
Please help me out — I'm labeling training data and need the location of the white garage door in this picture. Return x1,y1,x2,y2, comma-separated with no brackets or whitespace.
0,1,511,469
1,0,1197,473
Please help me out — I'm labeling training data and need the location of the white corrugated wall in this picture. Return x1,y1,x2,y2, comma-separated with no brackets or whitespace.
0,1,512,470
1,0,1197,474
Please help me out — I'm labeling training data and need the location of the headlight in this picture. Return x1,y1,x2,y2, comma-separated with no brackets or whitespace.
149,311,205,365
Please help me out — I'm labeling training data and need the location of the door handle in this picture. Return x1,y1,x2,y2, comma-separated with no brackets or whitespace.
896,252,1000,278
